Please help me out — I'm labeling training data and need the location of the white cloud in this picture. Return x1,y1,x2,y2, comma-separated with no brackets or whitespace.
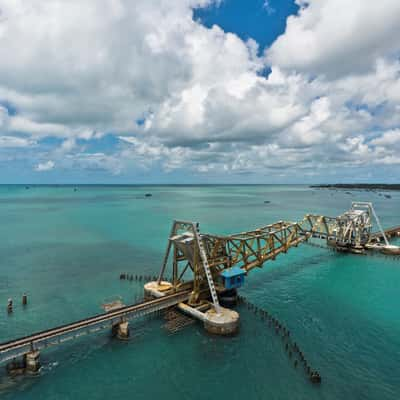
0,105,8,126
267,0,400,78
64,153,122,175
0,135,36,148
35,160,55,172
0,0,400,179
371,129,400,147
59,137,77,153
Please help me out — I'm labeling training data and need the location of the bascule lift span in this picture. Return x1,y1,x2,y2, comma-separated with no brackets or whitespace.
145,202,400,335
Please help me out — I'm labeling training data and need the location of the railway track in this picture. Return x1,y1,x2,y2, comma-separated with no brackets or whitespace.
0,290,190,364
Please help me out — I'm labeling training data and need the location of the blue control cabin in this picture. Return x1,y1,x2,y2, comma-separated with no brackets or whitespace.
220,267,246,290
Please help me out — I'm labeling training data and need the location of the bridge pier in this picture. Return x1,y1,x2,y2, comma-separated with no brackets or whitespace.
218,288,238,307
203,308,239,335
177,302,240,336
6,350,41,375
112,320,130,340
24,350,41,374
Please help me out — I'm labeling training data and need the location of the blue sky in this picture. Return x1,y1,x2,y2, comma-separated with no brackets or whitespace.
194,0,298,50
1,0,400,183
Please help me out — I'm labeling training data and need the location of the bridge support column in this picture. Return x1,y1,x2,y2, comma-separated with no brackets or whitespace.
113,321,130,340
180,303,239,336
203,307,239,335
24,350,41,374
218,288,238,308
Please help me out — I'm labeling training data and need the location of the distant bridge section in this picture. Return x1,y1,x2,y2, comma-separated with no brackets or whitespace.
370,226,400,242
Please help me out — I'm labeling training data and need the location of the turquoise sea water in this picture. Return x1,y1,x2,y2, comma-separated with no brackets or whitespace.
0,185,399,400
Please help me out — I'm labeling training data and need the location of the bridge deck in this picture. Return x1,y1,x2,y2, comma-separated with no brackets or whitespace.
0,290,190,364
370,226,400,241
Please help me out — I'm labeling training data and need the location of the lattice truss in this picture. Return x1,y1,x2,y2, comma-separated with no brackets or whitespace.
157,204,378,304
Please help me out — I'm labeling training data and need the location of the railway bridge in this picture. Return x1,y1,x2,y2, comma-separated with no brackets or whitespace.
1,291,190,372
1,201,399,375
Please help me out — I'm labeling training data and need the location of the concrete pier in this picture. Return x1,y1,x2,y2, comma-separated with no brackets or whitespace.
203,307,239,335
218,288,238,308
177,302,239,335
113,321,130,340
24,350,41,374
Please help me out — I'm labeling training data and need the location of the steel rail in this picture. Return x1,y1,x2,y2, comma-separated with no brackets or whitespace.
0,290,190,363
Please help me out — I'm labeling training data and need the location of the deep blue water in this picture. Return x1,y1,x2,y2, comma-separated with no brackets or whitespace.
0,185,399,399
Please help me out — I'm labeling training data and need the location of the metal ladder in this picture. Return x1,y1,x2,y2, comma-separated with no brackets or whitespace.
193,223,221,314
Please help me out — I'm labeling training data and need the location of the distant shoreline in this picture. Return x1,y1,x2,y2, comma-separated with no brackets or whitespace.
310,184,400,191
